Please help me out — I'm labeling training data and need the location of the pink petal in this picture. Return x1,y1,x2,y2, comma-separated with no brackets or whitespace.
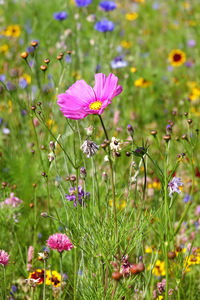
57,80,95,120
93,73,107,100
93,73,122,102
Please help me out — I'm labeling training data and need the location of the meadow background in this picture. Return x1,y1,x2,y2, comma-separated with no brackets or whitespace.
0,0,200,299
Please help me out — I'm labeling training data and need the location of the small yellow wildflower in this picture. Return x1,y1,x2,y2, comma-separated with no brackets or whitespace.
151,260,166,277
121,40,132,49
169,49,186,67
125,12,138,21
0,44,9,54
2,25,21,37
145,247,152,254
134,77,152,88
130,67,137,73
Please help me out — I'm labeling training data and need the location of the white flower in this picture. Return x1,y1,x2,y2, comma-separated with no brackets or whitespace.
110,137,122,152
104,155,109,162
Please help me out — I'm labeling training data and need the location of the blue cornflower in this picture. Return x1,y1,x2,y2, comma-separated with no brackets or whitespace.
19,78,28,89
110,55,128,69
99,1,117,11
53,11,68,21
75,0,92,7
95,20,114,32
66,186,90,207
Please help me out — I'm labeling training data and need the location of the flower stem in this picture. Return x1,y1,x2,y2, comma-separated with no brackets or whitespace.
3,266,6,300
98,115,118,249
43,260,46,300
59,252,63,297
164,144,169,300
142,156,147,202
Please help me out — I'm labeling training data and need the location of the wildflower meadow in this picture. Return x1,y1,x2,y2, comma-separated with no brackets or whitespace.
1,0,200,299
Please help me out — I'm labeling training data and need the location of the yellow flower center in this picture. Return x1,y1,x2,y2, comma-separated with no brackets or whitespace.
89,101,102,111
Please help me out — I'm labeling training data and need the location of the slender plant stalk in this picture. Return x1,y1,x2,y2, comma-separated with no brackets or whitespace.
3,267,6,300
59,252,63,297
142,156,147,202
164,143,169,300
98,115,118,247
43,259,46,300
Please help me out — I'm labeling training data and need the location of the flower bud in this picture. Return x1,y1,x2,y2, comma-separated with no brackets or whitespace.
41,212,48,218
70,175,76,182
40,65,47,71
44,58,50,64
150,130,157,136
20,51,28,59
137,262,145,273
31,41,38,47
163,134,171,142
49,141,55,150
80,167,87,179
168,251,176,259
111,271,122,280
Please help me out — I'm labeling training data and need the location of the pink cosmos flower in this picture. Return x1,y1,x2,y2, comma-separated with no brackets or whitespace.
0,249,10,267
4,193,22,208
47,233,73,253
57,73,123,120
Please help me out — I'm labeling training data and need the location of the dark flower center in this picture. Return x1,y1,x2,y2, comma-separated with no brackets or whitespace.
173,54,182,62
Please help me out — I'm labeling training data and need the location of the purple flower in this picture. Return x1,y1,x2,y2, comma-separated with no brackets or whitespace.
183,194,193,203
75,0,92,7
168,177,183,198
0,74,6,82
6,81,16,91
19,78,28,89
53,11,68,21
95,20,114,32
110,55,128,69
65,186,90,207
99,1,117,11
187,39,196,47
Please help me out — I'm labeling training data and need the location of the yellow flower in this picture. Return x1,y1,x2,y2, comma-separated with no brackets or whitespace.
183,2,190,9
135,0,144,3
169,49,186,67
151,260,166,277
0,44,9,54
121,40,132,49
125,12,138,21
130,67,137,73
119,200,126,209
152,181,161,190
2,25,21,37
28,269,61,287
145,247,152,254
8,100,12,113
157,296,164,300
187,81,196,89
134,77,152,88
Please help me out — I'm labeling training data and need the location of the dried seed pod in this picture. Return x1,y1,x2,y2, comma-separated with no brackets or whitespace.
29,203,34,208
130,264,139,275
31,105,36,111
32,183,37,188
187,119,192,125
126,152,131,157
66,50,72,55
111,271,122,280
184,112,188,116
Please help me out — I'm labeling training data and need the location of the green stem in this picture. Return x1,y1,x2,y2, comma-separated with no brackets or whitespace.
43,260,46,300
142,156,147,202
164,144,169,300
98,115,118,250
3,267,6,300
59,253,63,297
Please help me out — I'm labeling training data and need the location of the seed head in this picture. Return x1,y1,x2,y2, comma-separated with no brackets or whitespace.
31,41,38,47
163,134,171,142
150,130,157,136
